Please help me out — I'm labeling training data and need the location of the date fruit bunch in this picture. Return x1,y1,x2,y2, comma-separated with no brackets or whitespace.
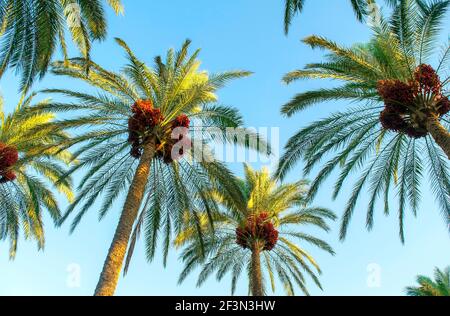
236,212,279,251
0,143,18,183
128,100,191,163
378,64,450,139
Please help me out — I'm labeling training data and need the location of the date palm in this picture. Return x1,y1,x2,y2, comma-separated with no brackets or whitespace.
406,266,450,296
276,0,450,242
0,94,73,258
0,0,123,92
39,39,268,296
283,0,397,34
176,165,335,296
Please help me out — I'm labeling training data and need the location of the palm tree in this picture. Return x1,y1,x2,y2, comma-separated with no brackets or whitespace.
0,0,123,92
176,165,335,296
283,0,396,34
276,0,450,242
38,39,269,296
0,94,73,258
406,266,450,296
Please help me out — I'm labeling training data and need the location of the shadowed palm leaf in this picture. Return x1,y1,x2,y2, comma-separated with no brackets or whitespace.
176,165,335,296
277,0,450,242
0,94,73,258
37,39,270,295
283,0,397,34
406,266,450,296
0,0,123,92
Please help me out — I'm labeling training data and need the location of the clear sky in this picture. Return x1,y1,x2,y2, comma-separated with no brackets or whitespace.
0,0,449,296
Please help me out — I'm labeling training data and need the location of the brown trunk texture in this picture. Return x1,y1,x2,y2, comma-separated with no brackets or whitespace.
94,143,155,296
427,115,450,160
251,242,264,296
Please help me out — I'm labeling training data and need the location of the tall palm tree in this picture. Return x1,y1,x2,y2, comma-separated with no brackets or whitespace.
276,0,450,242
406,266,450,296
38,39,269,296
283,0,397,34
176,165,335,296
0,0,123,92
0,94,73,258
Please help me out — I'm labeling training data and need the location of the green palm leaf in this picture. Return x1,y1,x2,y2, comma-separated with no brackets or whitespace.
0,0,123,92
277,0,450,241
406,266,450,296
283,0,396,34
176,165,335,296
0,94,74,258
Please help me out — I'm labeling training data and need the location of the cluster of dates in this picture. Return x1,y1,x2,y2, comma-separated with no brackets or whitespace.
128,100,191,163
155,114,191,164
378,64,450,139
236,212,279,251
0,143,18,183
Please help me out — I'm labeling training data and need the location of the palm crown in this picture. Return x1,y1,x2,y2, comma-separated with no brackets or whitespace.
176,165,335,296
38,39,269,295
277,0,450,242
406,266,450,296
0,0,123,92
0,94,73,258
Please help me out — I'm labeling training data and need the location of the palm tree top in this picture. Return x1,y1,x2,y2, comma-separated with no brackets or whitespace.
276,0,450,242
36,39,269,274
239,164,309,216
0,0,124,92
177,164,336,296
0,93,74,258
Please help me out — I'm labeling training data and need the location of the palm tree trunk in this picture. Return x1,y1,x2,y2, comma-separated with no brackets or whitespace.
251,242,264,296
94,142,155,296
427,114,450,160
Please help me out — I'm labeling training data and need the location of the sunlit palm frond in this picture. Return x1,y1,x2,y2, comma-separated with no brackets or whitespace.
0,94,73,258
406,266,450,296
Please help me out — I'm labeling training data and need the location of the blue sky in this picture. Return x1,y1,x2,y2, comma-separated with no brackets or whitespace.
0,0,449,296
